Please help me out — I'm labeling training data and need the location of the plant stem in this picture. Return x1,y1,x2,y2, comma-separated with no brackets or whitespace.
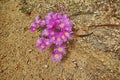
89,24,120,28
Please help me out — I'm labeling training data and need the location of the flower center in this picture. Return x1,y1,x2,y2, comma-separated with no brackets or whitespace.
60,23,64,28
55,54,59,59
45,32,48,35
41,45,45,48
46,42,49,45
65,32,69,37
51,32,54,35
62,35,65,39
52,37,55,40
58,47,63,52
57,38,61,41
32,27,35,31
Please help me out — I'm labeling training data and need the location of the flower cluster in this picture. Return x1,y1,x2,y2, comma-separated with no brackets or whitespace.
30,12,73,62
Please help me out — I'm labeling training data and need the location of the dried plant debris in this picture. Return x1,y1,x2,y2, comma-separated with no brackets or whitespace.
19,0,32,15
75,24,90,36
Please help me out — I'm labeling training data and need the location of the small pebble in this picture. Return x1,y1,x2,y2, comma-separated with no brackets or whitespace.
72,59,78,68
28,49,33,52
73,63,78,68
73,64,77,68
79,67,83,70
44,65,48,68
72,60,77,64
72,59,76,62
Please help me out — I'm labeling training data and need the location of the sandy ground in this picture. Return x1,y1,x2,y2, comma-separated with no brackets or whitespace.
0,0,120,80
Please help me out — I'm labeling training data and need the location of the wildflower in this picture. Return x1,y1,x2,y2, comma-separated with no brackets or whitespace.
39,20,45,26
58,32,67,42
64,26,72,31
36,38,42,47
46,24,54,28
63,14,70,19
35,15,40,21
45,12,53,20
49,30,55,36
30,15,41,32
51,51,63,62
36,38,46,52
42,29,55,37
58,23,65,30
30,23,37,32
42,29,49,37
61,7,65,12
64,31,73,40
54,33,64,45
54,44,66,54
30,12,73,62
45,12,55,28
36,38,52,52
53,13,62,19
44,39,52,47
35,15,41,24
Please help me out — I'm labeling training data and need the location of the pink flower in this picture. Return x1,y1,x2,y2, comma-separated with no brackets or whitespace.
45,12,53,20
49,29,55,36
61,7,65,12
63,14,70,19
35,15,40,21
64,31,73,40
30,12,74,62
54,33,64,45
39,20,45,26
49,35,56,42
30,23,37,32
53,13,62,19
35,15,41,24
44,39,52,47
45,12,55,28
42,29,55,37
36,38,45,52
51,51,63,62
46,23,54,28
64,26,72,31
30,26,36,32
36,38,52,52
54,44,66,54
30,15,41,32
42,29,49,37
58,32,67,42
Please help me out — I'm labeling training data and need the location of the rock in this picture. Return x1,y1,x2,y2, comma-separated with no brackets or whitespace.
44,65,49,68
28,49,33,52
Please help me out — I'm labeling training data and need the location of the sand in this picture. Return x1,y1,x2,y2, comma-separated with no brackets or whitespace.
0,0,120,80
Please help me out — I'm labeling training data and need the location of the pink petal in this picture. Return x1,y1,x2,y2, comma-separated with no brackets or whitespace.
30,26,36,32
39,20,45,26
